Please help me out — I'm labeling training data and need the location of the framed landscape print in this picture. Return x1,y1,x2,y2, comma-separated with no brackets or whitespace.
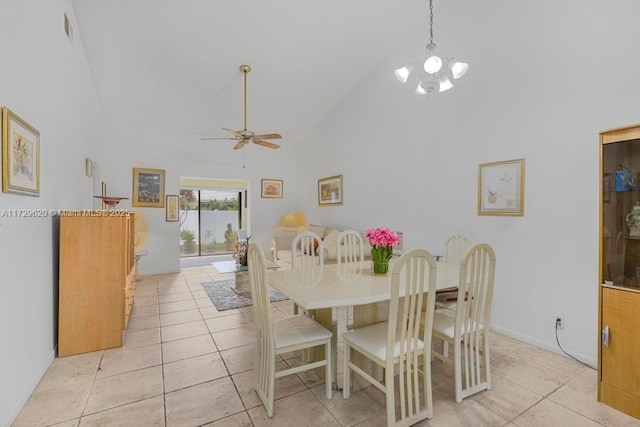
1,107,40,195
166,195,179,222
261,179,283,198
132,167,165,207
478,158,525,216
318,174,343,206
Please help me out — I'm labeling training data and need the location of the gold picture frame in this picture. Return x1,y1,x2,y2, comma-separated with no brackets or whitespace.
132,167,165,208
166,195,179,222
478,159,525,216
2,107,40,195
318,174,343,206
261,178,283,198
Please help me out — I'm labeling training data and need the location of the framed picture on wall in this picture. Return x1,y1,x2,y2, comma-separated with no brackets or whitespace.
166,195,179,222
1,107,40,195
318,174,343,206
478,158,525,216
132,167,165,208
261,179,283,198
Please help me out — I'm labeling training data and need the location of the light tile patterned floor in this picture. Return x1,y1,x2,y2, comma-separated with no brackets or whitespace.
12,264,640,427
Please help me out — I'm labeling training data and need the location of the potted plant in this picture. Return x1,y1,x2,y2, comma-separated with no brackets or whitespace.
181,228,196,253
224,223,238,251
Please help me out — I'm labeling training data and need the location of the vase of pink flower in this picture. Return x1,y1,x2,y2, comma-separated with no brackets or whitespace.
364,227,401,275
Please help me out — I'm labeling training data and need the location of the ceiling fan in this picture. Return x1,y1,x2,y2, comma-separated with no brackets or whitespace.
201,64,282,150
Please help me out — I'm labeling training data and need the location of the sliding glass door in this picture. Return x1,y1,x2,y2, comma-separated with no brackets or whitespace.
179,189,242,257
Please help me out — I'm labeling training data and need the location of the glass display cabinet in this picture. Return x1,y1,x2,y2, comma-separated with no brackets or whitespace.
599,124,640,419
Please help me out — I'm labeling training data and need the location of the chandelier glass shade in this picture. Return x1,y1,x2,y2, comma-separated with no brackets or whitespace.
395,0,468,96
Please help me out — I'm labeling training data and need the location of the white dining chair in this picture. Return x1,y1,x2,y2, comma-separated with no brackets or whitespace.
337,229,364,264
431,242,496,403
291,230,324,317
343,248,437,427
291,230,325,269
247,244,333,417
435,232,473,311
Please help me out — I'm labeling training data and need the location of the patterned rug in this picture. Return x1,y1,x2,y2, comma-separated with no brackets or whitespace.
201,279,288,311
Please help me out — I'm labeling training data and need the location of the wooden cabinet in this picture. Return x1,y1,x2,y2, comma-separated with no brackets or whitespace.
599,125,640,419
58,212,136,357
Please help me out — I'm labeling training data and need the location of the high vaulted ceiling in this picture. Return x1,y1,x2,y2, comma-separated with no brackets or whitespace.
71,0,429,147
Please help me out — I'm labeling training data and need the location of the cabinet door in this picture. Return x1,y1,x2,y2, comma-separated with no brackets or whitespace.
600,287,640,418
58,216,126,356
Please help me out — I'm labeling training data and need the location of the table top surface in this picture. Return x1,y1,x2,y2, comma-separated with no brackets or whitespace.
268,260,460,310
213,260,278,274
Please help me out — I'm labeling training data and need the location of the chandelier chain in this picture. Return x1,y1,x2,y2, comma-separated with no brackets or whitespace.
429,0,434,45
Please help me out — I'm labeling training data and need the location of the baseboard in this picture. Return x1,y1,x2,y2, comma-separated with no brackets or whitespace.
3,348,56,427
490,324,597,369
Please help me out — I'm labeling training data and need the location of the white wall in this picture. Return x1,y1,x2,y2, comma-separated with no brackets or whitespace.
94,125,297,274
294,0,640,364
0,1,105,425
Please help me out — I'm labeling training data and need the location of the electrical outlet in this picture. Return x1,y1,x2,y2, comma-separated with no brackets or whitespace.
555,316,564,329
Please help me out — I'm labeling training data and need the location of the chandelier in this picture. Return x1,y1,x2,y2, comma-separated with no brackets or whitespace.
394,0,468,96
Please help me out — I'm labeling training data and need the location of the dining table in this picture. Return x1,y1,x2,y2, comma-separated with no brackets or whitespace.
268,258,461,389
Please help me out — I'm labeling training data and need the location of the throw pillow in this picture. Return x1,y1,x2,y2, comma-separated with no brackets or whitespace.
323,229,341,259
273,233,295,250
309,224,327,239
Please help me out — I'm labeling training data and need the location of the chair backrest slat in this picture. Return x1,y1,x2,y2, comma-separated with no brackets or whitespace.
292,231,324,268
337,230,364,264
454,243,496,391
389,248,437,424
443,232,473,265
248,244,274,351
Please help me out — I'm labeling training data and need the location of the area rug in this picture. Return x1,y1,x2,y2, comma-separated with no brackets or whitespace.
201,279,288,311
180,255,234,268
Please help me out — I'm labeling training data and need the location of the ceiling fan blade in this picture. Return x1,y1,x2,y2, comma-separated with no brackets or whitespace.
253,133,282,140
201,136,239,141
233,141,246,150
253,138,281,149
222,128,244,138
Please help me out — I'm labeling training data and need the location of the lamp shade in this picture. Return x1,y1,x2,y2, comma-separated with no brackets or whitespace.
438,73,454,92
394,65,414,83
424,55,442,74
450,60,469,79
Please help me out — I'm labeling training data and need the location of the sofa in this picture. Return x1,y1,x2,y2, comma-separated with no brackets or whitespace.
272,224,372,269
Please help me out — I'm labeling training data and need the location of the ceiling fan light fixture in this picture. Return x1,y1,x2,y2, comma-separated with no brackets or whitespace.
395,0,468,97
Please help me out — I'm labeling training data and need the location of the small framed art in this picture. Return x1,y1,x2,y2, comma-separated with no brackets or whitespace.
478,159,525,216
85,158,93,177
166,195,179,222
261,179,283,198
318,174,343,206
132,167,165,208
2,107,40,195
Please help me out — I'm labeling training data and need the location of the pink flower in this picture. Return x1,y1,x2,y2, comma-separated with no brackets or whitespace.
364,227,400,248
